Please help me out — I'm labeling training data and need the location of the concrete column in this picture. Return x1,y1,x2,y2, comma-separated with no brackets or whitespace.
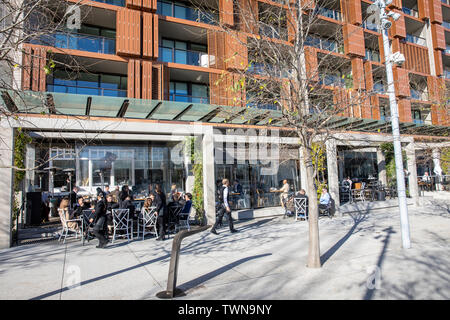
377,148,387,186
202,127,216,225
432,148,442,191
184,143,194,193
0,126,14,248
326,139,340,216
338,151,344,183
299,147,308,190
406,142,420,206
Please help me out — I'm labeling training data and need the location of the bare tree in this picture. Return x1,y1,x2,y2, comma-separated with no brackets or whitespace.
192,0,380,267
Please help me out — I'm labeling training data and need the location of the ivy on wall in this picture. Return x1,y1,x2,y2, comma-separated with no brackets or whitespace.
12,128,32,242
187,137,205,225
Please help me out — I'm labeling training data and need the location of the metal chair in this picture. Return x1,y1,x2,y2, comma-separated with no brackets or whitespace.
111,208,131,244
138,207,158,240
81,209,97,245
58,209,82,244
294,197,308,221
177,204,193,232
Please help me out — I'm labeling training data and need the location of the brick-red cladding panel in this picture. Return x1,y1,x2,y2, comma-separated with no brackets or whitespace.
142,12,153,58
431,23,445,50
364,61,373,91
135,59,141,99
118,9,140,56
348,0,362,25
22,46,32,90
400,42,429,74
142,61,152,99
371,95,380,120
388,0,402,10
434,49,443,76
209,73,219,105
398,99,412,122
351,58,365,90
305,47,318,81
393,67,410,97
220,0,234,26
389,11,406,38
417,0,429,20
429,0,443,24
208,31,217,69
39,47,46,91
343,24,365,57
128,59,135,98
153,14,159,59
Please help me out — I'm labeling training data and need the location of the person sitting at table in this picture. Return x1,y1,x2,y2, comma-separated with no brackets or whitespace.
73,196,90,218
180,193,193,214
343,177,352,189
294,189,309,217
104,185,111,196
319,188,331,211
59,197,80,230
279,179,290,208
119,185,130,205
169,184,179,202
106,194,119,232
232,180,243,194
143,196,153,210
120,195,136,219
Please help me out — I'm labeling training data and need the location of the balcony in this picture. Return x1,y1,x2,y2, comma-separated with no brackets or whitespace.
405,34,427,46
410,88,428,101
169,93,209,104
442,0,449,5
44,32,116,55
365,49,380,62
314,7,342,21
305,35,343,54
246,102,279,110
47,84,127,97
159,47,209,67
319,74,346,87
446,44,450,54
443,21,450,29
445,69,450,79
157,0,218,25
92,0,125,6
402,7,419,18
362,21,378,32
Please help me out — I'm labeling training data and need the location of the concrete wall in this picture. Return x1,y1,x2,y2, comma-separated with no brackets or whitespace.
0,126,14,248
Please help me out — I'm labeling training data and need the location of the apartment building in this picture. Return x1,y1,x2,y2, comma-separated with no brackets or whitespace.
0,0,449,247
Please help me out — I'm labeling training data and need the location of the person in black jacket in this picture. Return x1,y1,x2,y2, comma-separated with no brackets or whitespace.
73,196,90,218
211,179,238,235
90,192,108,248
119,185,130,206
120,195,136,219
154,184,167,241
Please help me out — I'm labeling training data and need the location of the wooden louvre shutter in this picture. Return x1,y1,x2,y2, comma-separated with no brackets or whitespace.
388,10,406,39
225,33,247,71
343,24,365,57
22,46,32,91
141,60,152,100
304,47,318,81
346,0,362,26
371,95,380,120
220,0,234,26
351,58,365,90
392,67,410,97
142,12,158,58
116,8,141,57
431,23,445,51
364,61,373,92
429,0,443,24
397,98,412,123
417,0,430,21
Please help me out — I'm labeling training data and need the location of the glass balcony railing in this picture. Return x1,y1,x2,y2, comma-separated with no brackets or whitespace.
246,102,280,110
314,7,342,21
157,1,218,25
247,62,289,77
445,69,450,79
446,45,450,54
443,21,450,29
365,49,380,62
47,84,127,97
405,34,427,46
159,47,209,67
319,74,346,87
34,32,116,55
413,117,424,124
441,0,449,5
410,89,428,101
373,82,386,94
259,25,286,40
169,93,209,104
305,35,343,54
92,0,125,6
362,20,379,32
402,7,419,18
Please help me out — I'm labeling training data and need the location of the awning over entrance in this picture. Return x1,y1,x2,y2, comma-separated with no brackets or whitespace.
2,90,449,137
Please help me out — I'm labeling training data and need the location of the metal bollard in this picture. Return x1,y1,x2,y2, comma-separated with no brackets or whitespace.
156,225,211,299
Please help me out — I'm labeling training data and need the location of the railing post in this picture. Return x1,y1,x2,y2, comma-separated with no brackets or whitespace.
156,225,211,299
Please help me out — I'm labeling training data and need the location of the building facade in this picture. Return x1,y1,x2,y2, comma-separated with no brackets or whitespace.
0,0,449,248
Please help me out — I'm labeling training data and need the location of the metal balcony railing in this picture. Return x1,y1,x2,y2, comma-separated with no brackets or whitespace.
157,1,218,25
405,34,427,46
410,89,428,101
305,35,343,54
365,49,380,62
402,7,419,18
47,84,127,97
362,20,379,32
169,94,209,104
92,0,125,6
314,7,342,21
159,47,209,67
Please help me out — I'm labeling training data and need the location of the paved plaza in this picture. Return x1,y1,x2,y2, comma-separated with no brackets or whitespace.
0,198,449,300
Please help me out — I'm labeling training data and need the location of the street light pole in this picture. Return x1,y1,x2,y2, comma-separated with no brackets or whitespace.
372,0,411,249
376,0,411,249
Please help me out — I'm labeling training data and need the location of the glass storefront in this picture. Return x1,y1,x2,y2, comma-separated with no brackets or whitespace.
342,151,378,180
214,145,301,209
32,141,186,196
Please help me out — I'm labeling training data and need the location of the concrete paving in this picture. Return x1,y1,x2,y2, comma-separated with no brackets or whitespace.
0,198,449,300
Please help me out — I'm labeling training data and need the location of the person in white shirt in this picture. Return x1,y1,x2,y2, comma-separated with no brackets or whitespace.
211,179,238,235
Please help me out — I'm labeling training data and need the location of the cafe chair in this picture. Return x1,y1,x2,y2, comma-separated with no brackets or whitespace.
177,205,193,232
111,209,131,244
58,209,82,244
294,197,308,221
138,207,158,240
81,209,97,245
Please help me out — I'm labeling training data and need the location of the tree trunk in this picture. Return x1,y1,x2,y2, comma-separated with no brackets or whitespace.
302,144,321,268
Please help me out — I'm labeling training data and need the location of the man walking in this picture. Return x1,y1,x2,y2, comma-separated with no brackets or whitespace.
211,179,238,235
